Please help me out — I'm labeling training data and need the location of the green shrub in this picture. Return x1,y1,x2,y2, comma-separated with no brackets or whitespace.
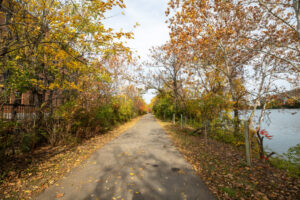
284,144,300,164
95,104,115,128
21,133,34,152
0,93,145,159
270,156,300,178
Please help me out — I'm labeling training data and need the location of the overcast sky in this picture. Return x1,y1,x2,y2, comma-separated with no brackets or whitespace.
104,0,170,104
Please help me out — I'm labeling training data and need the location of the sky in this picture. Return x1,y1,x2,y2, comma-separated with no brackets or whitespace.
103,0,170,104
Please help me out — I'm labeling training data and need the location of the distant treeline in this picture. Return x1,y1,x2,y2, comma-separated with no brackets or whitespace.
264,89,300,109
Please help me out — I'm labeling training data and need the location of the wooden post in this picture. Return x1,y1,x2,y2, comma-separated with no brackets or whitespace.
164,111,166,121
180,114,183,129
244,121,251,166
173,113,175,125
185,116,187,125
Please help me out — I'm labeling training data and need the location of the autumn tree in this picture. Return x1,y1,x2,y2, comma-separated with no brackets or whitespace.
0,0,133,119
0,0,145,157
166,0,262,134
146,43,188,116
244,0,300,76
162,0,299,161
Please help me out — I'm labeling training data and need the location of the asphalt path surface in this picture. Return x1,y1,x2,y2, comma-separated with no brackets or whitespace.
36,114,215,200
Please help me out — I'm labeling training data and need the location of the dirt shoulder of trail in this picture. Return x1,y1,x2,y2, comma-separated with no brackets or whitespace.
0,116,142,200
158,120,300,200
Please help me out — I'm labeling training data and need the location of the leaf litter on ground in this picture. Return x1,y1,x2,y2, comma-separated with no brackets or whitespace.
158,120,299,200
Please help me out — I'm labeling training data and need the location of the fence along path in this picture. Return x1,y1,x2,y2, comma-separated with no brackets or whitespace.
0,104,36,120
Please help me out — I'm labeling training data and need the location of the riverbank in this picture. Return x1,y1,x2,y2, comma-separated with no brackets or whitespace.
158,120,299,200
0,116,142,200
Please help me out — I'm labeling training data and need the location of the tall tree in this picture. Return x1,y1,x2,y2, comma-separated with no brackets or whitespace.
147,44,187,115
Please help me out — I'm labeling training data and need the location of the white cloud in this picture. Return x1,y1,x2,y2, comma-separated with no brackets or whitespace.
103,0,170,104
104,0,169,59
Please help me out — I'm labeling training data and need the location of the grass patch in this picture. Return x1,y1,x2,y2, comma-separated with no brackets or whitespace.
221,187,236,198
270,157,300,178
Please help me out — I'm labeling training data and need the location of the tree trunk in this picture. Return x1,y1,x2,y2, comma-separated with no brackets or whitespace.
233,104,240,137
33,89,45,124
294,0,300,39
47,90,53,117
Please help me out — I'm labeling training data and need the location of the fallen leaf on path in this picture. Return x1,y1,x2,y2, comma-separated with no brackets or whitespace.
56,193,64,198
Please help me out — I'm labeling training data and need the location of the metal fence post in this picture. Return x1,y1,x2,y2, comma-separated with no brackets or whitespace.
244,121,251,166
173,113,175,125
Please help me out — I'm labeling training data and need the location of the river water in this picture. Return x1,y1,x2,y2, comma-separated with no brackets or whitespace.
240,109,300,156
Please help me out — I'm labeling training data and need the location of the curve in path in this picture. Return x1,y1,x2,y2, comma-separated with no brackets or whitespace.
36,114,215,200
